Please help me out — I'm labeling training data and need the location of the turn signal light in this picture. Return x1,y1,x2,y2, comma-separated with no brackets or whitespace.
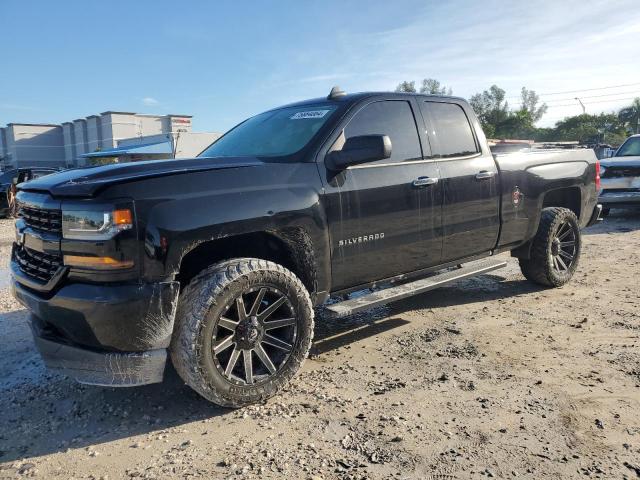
114,209,133,226
64,255,134,270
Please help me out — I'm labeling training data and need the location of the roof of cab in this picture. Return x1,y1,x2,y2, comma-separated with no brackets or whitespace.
272,90,468,111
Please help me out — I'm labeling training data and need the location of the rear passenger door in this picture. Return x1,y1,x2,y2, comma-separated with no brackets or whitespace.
420,100,500,262
320,99,443,291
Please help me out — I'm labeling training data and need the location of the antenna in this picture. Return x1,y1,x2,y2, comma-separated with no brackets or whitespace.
327,86,346,100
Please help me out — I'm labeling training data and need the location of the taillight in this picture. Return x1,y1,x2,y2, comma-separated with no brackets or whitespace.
595,160,601,191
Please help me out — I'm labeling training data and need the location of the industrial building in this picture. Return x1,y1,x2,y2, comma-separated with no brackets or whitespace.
0,112,220,169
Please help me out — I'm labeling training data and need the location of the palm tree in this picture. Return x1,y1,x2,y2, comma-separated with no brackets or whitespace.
619,98,640,135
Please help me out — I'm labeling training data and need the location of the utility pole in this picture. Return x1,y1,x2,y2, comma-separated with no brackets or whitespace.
575,97,586,114
172,132,181,159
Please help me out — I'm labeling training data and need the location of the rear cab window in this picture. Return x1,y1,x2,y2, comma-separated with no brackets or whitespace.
421,101,479,158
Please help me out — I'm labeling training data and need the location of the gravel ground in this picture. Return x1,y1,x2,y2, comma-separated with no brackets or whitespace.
1,211,639,479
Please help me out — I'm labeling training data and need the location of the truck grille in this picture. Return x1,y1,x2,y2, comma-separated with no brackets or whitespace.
602,165,640,178
18,205,62,234
14,246,63,283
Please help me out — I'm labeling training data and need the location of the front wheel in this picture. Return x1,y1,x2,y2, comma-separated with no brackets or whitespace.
170,258,314,407
519,207,582,287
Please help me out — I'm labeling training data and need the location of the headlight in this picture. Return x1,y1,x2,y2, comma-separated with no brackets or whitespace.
62,208,133,240
599,166,606,176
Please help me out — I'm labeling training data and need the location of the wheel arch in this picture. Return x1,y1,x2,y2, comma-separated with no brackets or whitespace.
511,194,581,261
541,186,582,219
175,228,319,299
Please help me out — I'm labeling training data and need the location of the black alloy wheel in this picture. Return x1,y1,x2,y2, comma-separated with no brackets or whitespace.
550,220,577,274
171,258,314,407
519,207,582,287
212,286,297,386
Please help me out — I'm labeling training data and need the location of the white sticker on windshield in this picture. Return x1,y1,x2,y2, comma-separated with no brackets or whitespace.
290,110,330,120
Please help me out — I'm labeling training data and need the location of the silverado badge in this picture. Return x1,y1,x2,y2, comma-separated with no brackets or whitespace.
338,233,385,247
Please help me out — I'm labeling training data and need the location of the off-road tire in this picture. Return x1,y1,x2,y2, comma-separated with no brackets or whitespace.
519,207,581,287
170,258,314,408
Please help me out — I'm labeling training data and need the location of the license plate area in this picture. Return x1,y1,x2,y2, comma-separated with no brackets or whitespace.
16,224,61,256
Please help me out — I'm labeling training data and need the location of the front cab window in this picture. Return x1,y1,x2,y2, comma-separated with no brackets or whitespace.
335,100,422,165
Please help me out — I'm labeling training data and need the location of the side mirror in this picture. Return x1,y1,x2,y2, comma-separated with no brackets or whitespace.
326,135,391,170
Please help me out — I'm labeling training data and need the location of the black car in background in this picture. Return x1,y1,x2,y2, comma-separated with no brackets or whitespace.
0,167,61,217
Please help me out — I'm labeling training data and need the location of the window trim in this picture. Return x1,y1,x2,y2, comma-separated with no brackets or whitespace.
348,157,437,169
348,151,482,169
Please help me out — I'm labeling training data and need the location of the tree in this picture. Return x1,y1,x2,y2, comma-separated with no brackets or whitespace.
551,113,627,145
395,78,452,95
618,97,640,134
498,109,537,139
469,85,510,138
395,81,416,93
469,85,550,139
519,87,547,123
420,78,452,95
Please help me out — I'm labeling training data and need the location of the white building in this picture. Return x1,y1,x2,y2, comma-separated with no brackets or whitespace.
0,112,220,169
0,123,65,168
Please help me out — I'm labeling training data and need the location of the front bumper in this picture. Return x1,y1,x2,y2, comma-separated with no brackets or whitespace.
32,329,167,386
599,190,640,207
12,275,180,386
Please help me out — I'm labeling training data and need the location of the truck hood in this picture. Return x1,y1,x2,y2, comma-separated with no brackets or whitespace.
601,155,640,167
18,157,264,197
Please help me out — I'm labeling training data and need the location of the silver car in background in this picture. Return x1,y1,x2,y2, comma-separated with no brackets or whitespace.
600,134,640,215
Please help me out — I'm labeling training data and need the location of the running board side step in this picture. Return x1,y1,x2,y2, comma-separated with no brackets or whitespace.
325,258,508,317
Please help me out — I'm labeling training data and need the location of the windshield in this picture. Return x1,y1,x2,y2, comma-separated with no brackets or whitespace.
616,137,640,157
199,105,337,158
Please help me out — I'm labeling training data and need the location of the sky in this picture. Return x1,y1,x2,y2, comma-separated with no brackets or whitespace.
1,0,639,132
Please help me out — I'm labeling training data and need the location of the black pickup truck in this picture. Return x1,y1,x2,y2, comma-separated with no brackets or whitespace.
11,88,602,407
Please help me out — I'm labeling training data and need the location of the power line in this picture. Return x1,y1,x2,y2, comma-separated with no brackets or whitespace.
544,91,640,104
537,82,640,96
545,96,638,108
506,82,640,100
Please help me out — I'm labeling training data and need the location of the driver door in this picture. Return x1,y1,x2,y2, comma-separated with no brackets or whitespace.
319,99,443,291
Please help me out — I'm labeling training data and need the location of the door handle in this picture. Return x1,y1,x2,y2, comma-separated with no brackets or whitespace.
412,176,438,187
475,170,495,180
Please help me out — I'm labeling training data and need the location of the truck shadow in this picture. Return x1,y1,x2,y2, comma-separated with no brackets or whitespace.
312,274,541,355
0,272,539,463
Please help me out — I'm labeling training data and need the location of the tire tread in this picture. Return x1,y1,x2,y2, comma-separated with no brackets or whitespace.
518,207,581,287
170,258,313,408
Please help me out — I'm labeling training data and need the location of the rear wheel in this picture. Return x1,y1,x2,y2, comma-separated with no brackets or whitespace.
170,258,313,407
519,207,581,287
